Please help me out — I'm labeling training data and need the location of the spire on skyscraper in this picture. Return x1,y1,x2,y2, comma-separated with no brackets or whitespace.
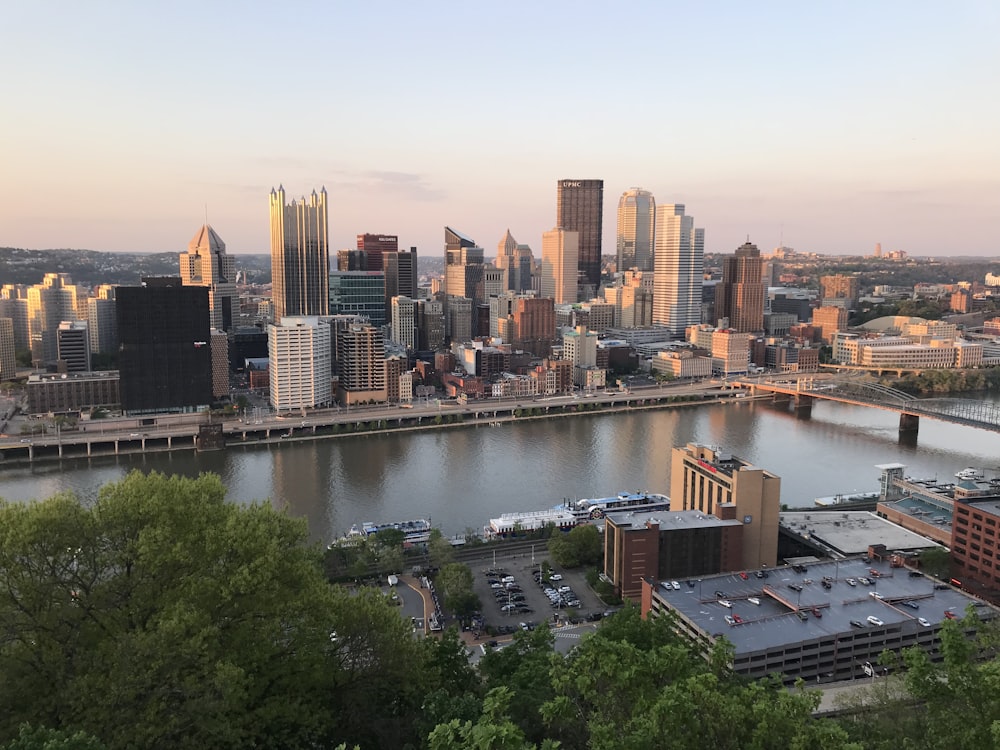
499,229,518,257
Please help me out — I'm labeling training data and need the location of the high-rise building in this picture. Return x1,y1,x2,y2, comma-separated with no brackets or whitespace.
179,224,237,332
336,249,367,271
616,188,656,272
495,230,534,293
652,205,704,338
715,241,764,333
269,186,329,322
445,296,473,344
669,442,780,570
0,318,16,381
444,226,486,301
541,228,579,304
416,298,445,351
210,329,229,399
0,285,30,352
268,316,332,411
356,233,397,272
812,305,848,345
557,179,604,289
336,323,387,405
384,246,418,319
116,279,212,414
56,321,90,373
329,272,386,327
87,285,118,357
390,296,418,350
819,275,860,307
27,273,84,367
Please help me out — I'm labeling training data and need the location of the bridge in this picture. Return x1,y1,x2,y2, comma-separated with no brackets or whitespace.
738,375,1000,435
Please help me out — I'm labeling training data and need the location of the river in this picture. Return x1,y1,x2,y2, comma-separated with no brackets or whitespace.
1,397,998,543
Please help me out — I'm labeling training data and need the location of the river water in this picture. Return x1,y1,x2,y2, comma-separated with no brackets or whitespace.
1,398,998,543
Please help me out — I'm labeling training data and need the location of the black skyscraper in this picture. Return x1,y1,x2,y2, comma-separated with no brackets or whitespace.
557,179,604,290
117,278,212,413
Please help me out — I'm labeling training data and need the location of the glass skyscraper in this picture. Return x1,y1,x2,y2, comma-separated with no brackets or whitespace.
269,186,329,322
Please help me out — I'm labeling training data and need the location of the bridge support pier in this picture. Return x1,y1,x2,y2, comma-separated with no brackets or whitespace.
793,394,813,418
899,413,919,434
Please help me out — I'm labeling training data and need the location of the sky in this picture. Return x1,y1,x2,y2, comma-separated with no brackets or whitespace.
1,1,998,259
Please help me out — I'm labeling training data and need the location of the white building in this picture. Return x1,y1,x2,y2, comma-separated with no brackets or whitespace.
652,205,704,338
616,188,656,272
541,228,579,304
390,295,418,350
268,316,332,411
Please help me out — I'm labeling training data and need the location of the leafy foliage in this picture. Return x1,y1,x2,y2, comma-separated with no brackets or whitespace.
547,525,602,569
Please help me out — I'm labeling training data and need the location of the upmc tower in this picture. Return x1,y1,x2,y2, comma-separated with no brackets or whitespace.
556,179,603,292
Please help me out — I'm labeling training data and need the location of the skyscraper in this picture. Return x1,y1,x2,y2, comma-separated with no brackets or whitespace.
715,241,764,333
268,316,332,411
616,188,656,272
356,233,397,273
179,224,237,332
556,179,603,291
495,229,534,293
269,186,329,322
652,205,704,338
541,228,579,305
384,246,418,319
27,273,85,367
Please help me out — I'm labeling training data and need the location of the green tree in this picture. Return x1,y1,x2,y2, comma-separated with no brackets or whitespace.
438,563,480,617
1,725,107,750
0,471,419,750
917,546,951,579
547,524,601,569
428,528,456,568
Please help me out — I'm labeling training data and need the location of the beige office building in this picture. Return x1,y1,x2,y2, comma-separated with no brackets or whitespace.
670,443,780,570
269,186,330,322
180,225,237,332
541,228,579,304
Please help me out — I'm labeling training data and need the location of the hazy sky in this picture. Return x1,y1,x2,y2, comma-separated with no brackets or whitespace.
2,2,998,259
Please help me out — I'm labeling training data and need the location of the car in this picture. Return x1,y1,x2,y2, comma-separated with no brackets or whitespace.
501,576,515,583
747,597,760,606
501,604,517,612
846,578,857,586
670,580,681,590
718,599,732,608
858,577,871,586
739,571,749,580
909,570,925,578
724,615,735,626
732,613,743,624
944,610,958,620
869,591,884,600
918,617,931,627
491,583,502,589
714,590,727,598
549,574,563,581
788,583,803,592
795,610,808,621
850,619,866,629
754,570,764,579
821,580,832,590
811,607,823,618
687,580,696,588
900,600,919,610
867,615,884,626
558,585,572,593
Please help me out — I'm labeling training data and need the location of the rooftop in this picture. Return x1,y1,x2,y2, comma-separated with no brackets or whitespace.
607,508,742,532
780,510,941,556
652,557,990,655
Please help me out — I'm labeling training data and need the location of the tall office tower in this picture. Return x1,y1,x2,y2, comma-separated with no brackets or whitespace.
0,285,30,351
56,321,90,372
556,179,603,289
511,297,555,356
874,242,882,258
356,233,397,272
445,296,473,343
27,273,84,367
337,248,366,271
390,296,418,350
616,188,656,272
87,296,118,356
444,226,486,301
116,279,212,414
812,305,848,345
384,246,418,319
483,267,505,299
669,443,779,569
210,329,229,399
0,318,16,381
652,205,704,338
268,316,332,411
495,230,534,293
541,228,579,304
329,272,386,327
715,241,764,333
336,323,387,405
416,298,445,351
179,224,237,332
269,185,330,322
819,274,860,307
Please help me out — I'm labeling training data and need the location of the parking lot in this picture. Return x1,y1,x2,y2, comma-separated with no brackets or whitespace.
468,552,609,632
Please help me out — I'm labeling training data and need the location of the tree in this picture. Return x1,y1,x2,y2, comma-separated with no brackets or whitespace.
437,563,480,617
917,546,951,579
428,528,456,568
1,725,107,750
0,471,418,750
547,524,601,568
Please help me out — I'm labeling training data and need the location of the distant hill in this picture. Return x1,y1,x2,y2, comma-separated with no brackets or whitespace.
0,248,271,288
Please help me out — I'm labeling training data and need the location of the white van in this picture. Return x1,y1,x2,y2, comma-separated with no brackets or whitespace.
867,615,884,627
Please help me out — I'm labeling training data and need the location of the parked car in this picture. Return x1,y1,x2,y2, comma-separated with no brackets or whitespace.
867,615,884,626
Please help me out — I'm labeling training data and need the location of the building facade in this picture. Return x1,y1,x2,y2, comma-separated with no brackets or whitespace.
329,272,386,327
616,187,656,272
56,321,90,372
715,241,764,333
669,443,780,570
179,224,237,332
541,228,579,304
268,316,332,412
269,186,330,322
336,323,387,405
652,205,704,338
557,179,604,290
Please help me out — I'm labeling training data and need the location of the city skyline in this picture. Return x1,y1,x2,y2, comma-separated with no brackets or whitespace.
2,3,998,258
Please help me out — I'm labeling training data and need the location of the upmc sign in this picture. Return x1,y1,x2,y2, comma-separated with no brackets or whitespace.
561,181,582,188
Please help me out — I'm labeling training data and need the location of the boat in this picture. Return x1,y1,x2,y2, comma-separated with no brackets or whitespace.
956,468,985,482
814,491,880,507
485,491,671,538
345,518,433,545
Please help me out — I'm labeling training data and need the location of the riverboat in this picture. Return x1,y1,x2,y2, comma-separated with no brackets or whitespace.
485,491,671,538
346,518,433,545
814,491,881,507
956,468,985,482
